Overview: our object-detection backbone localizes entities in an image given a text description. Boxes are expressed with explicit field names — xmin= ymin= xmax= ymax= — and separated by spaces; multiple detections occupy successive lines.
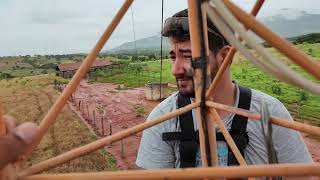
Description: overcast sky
xmin=0 ymin=0 xmax=319 ymax=56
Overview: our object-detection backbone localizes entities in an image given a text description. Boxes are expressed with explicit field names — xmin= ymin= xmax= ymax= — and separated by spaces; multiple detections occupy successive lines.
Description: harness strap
xmin=228 ymin=86 xmax=251 ymax=165
xmin=175 ymin=93 xmax=198 ymax=167
xmin=232 ymin=86 xmax=251 ymax=132
xmin=162 ymin=86 xmax=252 ymax=168
xmin=162 ymin=131 xmax=199 ymax=141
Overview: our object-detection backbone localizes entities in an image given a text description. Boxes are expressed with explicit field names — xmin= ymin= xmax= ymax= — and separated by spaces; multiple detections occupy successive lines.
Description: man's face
xmin=169 ymin=39 xmax=225 ymax=97
xmin=169 ymin=40 xmax=195 ymax=97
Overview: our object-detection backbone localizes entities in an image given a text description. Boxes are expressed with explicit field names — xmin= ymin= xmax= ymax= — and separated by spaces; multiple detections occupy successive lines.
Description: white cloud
xmin=0 ymin=0 xmax=319 ymax=56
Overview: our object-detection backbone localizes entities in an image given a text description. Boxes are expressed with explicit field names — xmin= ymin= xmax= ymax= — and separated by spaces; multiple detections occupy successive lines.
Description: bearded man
xmin=136 ymin=9 xmax=312 ymax=178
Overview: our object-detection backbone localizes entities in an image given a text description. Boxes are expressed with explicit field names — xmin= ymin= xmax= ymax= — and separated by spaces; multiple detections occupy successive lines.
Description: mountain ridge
xmin=105 ymin=9 xmax=320 ymax=54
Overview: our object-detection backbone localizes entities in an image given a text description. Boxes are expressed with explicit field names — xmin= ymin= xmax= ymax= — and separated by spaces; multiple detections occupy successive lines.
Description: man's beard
xmin=176 ymin=77 xmax=195 ymax=98
xmin=175 ymin=67 xmax=195 ymax=97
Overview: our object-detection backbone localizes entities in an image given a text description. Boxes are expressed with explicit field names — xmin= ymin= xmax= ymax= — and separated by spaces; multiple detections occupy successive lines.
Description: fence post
xmin=121 ymin=140 xmax=125 ymax=158
xmin=101 ymin=117 xmax=104 ymax=136
xmin=93 ymin=110 xmax=96 ymax=126
xmin=86 ymin=105 xmax=89 ymax=118
xmin=54 ymin=80 xmax=57 ymax=89
xmin=78 ymin=101 xmax=81 ymax=110
xmin=108 ymin=123 xmax=112 ymax=147
xmin=73 ymin=93 xmax=75 ymax=104
xmin=81 ymin=101 xmax=85 ymax=115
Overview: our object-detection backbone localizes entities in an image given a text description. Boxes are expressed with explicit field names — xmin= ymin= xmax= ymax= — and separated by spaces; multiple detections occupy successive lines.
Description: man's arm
xmin=270 ymin=100 xmax=312 ymax=164
xmin=270 ymin=99 xmax=314 ymax=180
xmin=135 ymin=108 xmax=176 ymax=169
xmin=136 ymin=125 xmax=176 ymax=169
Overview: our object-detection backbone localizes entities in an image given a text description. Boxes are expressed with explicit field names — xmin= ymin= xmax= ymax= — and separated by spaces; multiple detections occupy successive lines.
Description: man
xmin=136 ymin=9 xmax=312 ymax=172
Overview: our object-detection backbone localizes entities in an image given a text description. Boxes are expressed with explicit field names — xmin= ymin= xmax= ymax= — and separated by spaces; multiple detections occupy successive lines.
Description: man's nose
xmin=172 ymin=58 xmax=186 ymax=77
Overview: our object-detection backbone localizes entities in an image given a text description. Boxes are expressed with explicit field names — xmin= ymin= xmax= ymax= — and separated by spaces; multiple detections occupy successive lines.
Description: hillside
xmin=0 ymin=74 xmax=117 ymax=172
xmin=0 ymin=55 xmax=109 ymax=78
xmin=106 ymin=34 xmax=169 ymax=55
xmin=0 ymin=54 xmax=83 ymax=77
xmin=288 ymin=33 xmax=320 ymax=44
xmin=262 ymin=9 xmax=320 ymax=38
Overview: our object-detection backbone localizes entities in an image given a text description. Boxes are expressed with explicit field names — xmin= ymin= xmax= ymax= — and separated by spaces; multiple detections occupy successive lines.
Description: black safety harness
xmin=162 ymin=86 xmax=252 ymax=167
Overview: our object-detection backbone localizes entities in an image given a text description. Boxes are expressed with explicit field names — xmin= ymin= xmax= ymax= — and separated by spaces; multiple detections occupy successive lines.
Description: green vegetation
xmin=231 ymin=51 xmax=320 ymax=121
xmin=295 ymin=43 xmax=320 ymax=58
xmin=232 ymin=43 xmax=320 ymax=121
xmin=0 ymin=53 xmax=117 ymax=78
xmin=0 ymin=72 xmax=14 ymax=79
xmin=133 ymin=104 xmax=146 ymax=117
xmin=0 ymin=54 xmax=87 ymax=77
xmin=95 ymin=60 xmax=175 ymax=87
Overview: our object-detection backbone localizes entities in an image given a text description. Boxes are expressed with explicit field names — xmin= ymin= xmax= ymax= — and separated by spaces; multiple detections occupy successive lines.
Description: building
xmin=56 ymin=60 xmax=113 ymax=79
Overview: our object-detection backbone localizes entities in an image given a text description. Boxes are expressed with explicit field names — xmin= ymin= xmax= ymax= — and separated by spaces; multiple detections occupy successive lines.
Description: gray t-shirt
xmin=136 ymin=85 xmax=312 ymax=169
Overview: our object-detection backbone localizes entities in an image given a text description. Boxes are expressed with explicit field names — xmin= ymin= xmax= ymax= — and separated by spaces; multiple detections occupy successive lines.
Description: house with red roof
xmin=56 ymin=59 xmax=113 ymax=78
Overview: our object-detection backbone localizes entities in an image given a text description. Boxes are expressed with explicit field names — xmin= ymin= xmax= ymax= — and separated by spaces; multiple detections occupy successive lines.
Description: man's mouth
xmin=177 ymin=77 xmax=193 ymax=81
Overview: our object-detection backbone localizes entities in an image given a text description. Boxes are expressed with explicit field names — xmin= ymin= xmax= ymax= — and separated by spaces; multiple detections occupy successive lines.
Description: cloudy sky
xmin=0 ymin=0 xmax=319 ymax=56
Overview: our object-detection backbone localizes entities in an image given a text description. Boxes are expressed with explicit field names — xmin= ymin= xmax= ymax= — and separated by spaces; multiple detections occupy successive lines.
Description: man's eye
xmin=170 ymin=56 xmax=176 ymax=61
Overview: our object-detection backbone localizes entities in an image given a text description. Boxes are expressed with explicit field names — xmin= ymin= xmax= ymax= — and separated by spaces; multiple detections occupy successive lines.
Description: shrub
xmin=271 ymin=85 xmax=282 ymax=95
xmin=0 ymin=72 xmax=14 ymax=79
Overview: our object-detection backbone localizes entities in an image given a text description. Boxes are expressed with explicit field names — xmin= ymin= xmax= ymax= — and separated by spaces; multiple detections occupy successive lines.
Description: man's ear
xmin=219 ymin=45 xmax=232 ymax=61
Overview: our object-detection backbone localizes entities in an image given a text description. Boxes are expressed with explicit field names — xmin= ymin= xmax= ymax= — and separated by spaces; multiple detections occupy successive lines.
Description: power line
xmin=130 ymin=6 xmax=137 ymax=56
xmin=159 ymin=0 xmax=164 ymax=100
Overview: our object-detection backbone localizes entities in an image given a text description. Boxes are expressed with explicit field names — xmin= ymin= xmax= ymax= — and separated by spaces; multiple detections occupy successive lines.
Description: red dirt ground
xmin=69 ymin=81 xmax=320 ymax=169
xmin=70 ymin=81 xmax=158 ymax=169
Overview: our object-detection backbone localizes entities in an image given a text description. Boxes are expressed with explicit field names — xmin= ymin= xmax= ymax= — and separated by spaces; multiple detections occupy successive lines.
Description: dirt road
xmin=70 ymin=82 xmax=320 ymax=169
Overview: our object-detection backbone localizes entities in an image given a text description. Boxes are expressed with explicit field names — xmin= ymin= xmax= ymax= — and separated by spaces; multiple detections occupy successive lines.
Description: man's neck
xmin=211 ymin=79 xmax=236 ymax=119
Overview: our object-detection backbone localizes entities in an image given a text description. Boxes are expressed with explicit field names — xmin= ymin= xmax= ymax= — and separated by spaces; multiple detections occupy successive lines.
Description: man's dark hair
xmin=166 ymin=9 xmax=229 ymax=53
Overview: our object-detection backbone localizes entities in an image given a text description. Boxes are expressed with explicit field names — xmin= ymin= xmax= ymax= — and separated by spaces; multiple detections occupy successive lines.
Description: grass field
xmin=0 ymin=74 xmax=118 ymax=173
xmin=95 ymin=60 xmax=175 ymax=87
xmin=98 ymin=43 xmax=320 ymax=122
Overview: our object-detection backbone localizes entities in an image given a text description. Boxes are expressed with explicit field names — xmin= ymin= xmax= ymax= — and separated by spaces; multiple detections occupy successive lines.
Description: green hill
xmin=288 ymin=33 xmax=320 ymax=44
xmin=105 ymin=34 xmax=169 ymax=55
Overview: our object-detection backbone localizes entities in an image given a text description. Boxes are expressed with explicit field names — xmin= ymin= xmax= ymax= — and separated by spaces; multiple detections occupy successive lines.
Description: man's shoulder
xmin=250 ymin=88 xmax=283 ymax=108
xmin=247 ymin=87 xmax=292 ymax=120
xmin=244 ymin=87 xmax=291 ymax=116
xmin=147 ymin=92 xmax=178 ymax=121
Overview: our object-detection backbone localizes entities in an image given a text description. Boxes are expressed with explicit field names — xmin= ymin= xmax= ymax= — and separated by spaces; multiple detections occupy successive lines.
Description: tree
xmin=131 ymin=56 xmax=138 ymax=62
xmin=138 ymin=56 xmax=146 ymax=61
xmin=148 ymin=54 xmax=156 ymax=60
xmin=297 ymin=91 xmax=309 ymax=117
xmin=0 ymin=72 xmax=14 ymax=79
xmin=39 ymin=63 xmax=57 ymax=69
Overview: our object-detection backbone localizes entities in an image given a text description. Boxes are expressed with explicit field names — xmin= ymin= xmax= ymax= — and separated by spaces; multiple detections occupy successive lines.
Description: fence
xmin=53 ymin=83 xmax=114 ymax=140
